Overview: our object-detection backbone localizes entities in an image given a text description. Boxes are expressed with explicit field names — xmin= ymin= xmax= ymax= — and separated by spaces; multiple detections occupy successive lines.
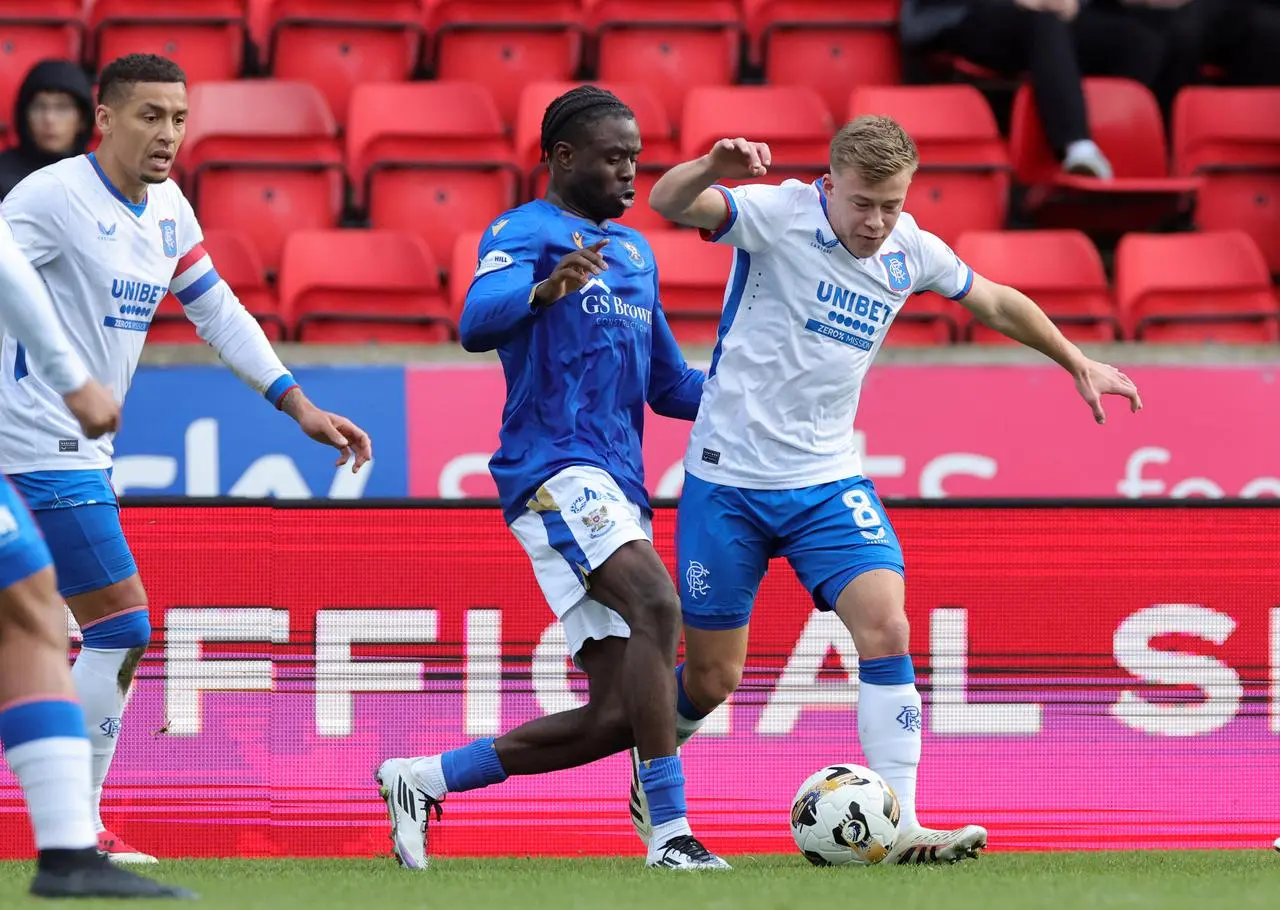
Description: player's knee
xmin=625 ymin=587 xmax=681 ymax=653
xmin=686 ymin=657 xmax=743 ymax=708
xmin=854 ymin=613 xmax=910 ymax=660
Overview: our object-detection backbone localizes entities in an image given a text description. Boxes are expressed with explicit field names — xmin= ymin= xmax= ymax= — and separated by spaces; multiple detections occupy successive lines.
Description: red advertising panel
xmin=406 ymin=365 xmax=1280 ymax=500
xmin=0 ymin=506 xmax=1276 ymax=858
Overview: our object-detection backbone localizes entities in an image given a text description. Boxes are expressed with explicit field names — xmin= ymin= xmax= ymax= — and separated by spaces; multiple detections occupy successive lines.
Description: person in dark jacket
xmin=0 ymin=60 xmax=94 ymax=200
xmin=901 ymin=0 xmax=1168 ymax=179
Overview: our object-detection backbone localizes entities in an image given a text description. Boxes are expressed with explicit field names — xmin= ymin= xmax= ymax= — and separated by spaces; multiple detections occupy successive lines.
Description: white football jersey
xmin=0 ymin=155 xmax=203 ymax=472
xmin=684 ymin=179 xmax=974 ymax=490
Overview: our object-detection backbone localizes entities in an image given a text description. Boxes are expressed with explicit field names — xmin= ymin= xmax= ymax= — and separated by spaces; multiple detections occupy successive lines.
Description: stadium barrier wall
xmin=1 ymin=502 xmax=1276 ymax=858
xmin=115 ymin=364 xmax=1280 ymax=500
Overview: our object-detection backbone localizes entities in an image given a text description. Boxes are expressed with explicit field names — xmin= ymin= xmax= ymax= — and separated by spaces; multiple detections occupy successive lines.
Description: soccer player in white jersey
xmin=0 ymin=222 xmax=194 ymax=898
xmin=0 ymin=53 xmax=372 ymax=864
xmin=631 ymin=116 xmax=1143 ymax=864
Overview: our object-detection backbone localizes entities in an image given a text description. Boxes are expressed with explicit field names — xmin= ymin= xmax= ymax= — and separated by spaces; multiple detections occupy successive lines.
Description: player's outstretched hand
xmin=708 ymin=138 xmax=772 ymax=180
xmin=1073 ymin=360 xmax=1142 ymax=424
xmin=534 ymin=239 xmax=609 ymax=307
xmin=62 ymin=379 xmax=121 ymax=439
xmin=283 ymin=390 xmax=373 ymax=473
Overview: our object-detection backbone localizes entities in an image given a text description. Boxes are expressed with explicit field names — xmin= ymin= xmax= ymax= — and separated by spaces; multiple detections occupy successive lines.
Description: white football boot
xmin=375 ymin=758 xmax=442 ymax=870
xmin=887 ymin=825 xmax=987 ymax=864
xmin=646 ymin=834 xmax=732 ymax=870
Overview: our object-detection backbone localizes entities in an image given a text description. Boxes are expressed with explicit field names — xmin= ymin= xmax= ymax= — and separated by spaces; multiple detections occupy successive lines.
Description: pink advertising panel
xmin=1 ymin=506 xmax=1274 ymax=858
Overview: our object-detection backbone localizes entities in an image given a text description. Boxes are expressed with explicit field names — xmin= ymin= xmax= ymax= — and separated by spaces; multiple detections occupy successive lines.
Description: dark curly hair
xmin=98 ymin=54 xmax=186 ymax=106
xmin=540 ymin=85 xmax=634 ymax=163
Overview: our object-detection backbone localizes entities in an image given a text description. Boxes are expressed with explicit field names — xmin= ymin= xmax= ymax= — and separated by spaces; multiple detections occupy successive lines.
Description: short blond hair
xmin=830 ymin=115 xmax=918 ymax=183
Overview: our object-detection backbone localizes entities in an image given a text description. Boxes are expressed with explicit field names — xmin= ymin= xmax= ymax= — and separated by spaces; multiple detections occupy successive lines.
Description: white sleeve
xmin=699 ymin=182 xmax=799 ymax=254
xmin=168 ymin=195 xmax=296 ymax=408
xmin=0 ymin=170 xmax=70 ymax=268
xmin=0 ymin=221 xmax=89 ymax=394
xmin=915 ymin=229 xmax=974 ymax=301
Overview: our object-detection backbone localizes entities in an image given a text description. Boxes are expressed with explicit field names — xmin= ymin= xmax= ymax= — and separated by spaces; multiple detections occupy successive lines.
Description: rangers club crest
xmin=621 ymin=240 xmax=644 ymax=267
xmin=159 ymin=219 xmax=178 ymax=258
xmin=879 ymin=251 xmax=911 ymax=292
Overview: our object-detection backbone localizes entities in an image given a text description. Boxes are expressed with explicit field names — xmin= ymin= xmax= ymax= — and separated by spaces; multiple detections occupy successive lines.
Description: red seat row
xmin=155 ymin=227 xmax=1278 ymax=346
xmin=134 ymin=79 xmax=1278 ymax=277
xmin=0 ymin=1 xmax=898 ymax=128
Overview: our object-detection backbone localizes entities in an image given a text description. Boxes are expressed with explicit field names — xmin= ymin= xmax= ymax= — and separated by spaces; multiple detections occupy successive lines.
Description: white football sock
xmin=858 ymin=680 xmax=922 ymax=829
xmin=649 ymin=816 xmax=692 ymax=850
xmin=6 ymin=737 xmax=97 ymax=850
xmin=72 ymin=647 xmax=132 ymax=832
xmin=675 ymin=712 xmax=704 ymax=747
xmin=410 ymin=755 xmax=448 ymax=799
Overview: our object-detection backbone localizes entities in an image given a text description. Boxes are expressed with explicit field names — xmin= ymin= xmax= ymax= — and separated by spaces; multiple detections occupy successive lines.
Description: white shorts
xmin=509 ymin=465 xmax=652 ymax=662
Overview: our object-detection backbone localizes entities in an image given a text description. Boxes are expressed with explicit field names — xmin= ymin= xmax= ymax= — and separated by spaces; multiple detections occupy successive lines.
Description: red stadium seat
xmin=644 ymin=230 xmax=734 ymax=345
xmin=427 ymin=1 xmax=582 ymax=126
xmin=1009 ymin=78 xmax=1200 ymax=236
xmin=586 ymin=0 xmax=742 ymax=126
xmin=261 ymin=0 xmax=424 ymax=127
xmin=280 ymin=230 xmax=454 ymax=343
xmin=681 ymin=86 xmax=832 ymax=181
xmin=448 ymin=230 xmax=483 ymax=320
xmin=183 ymin=81 xmax=343 ymax=276
xmin=1115 ymin=230 xmax=1279 ymax=343
xmin=347 ymin=82 xmax=517 ymax=269
xmin=1172 ymin=87 xmax=1280 ymax=274
xmin=953 ymin=230 xmax=1119 ymax=344
xmin=90 ymin=0 xmax=246 ymax=83
xmin=850 ymin=85 xmax=1008 ymax=246
xmin=881 ymin=292 xmax=957 ymax=346
xmin=149 ymin=230 xmax=284 ymax=343
xmin=0 ymin=2 xmax=83 ymax=138
xmin=746 ymin=0 xmax=901 ymax=119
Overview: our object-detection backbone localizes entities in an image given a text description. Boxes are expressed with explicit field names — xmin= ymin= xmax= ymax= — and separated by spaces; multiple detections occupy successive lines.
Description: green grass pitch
xmin=1 ymin=853 xmax=1276 ymax=909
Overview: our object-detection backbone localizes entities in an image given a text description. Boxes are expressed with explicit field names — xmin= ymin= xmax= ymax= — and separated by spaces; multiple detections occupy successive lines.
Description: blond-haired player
xmin=627 ymin=116 xmax=1142 ymax=863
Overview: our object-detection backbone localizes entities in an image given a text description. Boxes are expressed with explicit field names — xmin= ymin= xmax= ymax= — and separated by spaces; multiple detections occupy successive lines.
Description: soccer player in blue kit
xmin=0 ymin=223 xmax=193 ymax=898
xmin=376 ymin=86 xmax=729 ymax=871
xmin=630 ymin=115 xmax=1143 ymax=863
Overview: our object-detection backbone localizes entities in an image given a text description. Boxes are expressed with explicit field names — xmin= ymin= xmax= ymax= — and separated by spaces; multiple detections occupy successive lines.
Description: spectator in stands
xmin=900 ymin=0 xmax=1168 ymax=179
xmin=0 ymin=60 xmax=94 ymax=200
xmin=1104 ymin=0 xmax=1280 ymax=110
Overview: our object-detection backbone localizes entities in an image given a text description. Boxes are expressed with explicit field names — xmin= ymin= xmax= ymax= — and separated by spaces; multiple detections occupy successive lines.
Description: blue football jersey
xmin=460 ymin=200 xmax=704 ymax=523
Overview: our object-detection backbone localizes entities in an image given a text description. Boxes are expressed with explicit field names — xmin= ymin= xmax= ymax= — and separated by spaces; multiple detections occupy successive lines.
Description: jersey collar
xmin=813 ymin=179 xmax=864 ymax=260
xmin=88 ymin=153 xmax=147 ymax=218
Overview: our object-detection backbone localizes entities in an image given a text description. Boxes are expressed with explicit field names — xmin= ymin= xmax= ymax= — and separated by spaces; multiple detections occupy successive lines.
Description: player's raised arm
xmin=0 ymin=222 xmax=119 ymax=437
xmin=647 ymin=290 xmax=704 ymax=421
xmin=459 ymin=218 xmax=608 ymax=352
xmin=169 ymin=213 xmax=371 ymax=472
xmin=649 ymin=139 xmax=771 ymax=231
xmin=920 ymin=232 xmax=1143 ymax=424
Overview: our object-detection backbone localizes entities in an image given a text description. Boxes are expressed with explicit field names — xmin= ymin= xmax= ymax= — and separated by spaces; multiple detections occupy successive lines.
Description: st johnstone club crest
xmin=621 ymin=240 xmax=644 ymax=267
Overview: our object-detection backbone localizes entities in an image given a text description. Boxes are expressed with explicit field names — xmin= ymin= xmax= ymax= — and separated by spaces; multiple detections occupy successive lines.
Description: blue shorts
xmin=7 ymin=470 xmax=137 ymax=598
xmin=677 ymin=474 xmax=905 ymax=631
xmin=0 ymin=479 xmax=54 ymax=589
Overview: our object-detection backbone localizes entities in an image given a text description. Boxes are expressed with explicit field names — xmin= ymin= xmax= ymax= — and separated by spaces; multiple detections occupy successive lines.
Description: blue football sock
xmin=638 ymin=754 xmax=687 ymax=826
xmin=439 ymin=738 xmax=508 ymax=794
